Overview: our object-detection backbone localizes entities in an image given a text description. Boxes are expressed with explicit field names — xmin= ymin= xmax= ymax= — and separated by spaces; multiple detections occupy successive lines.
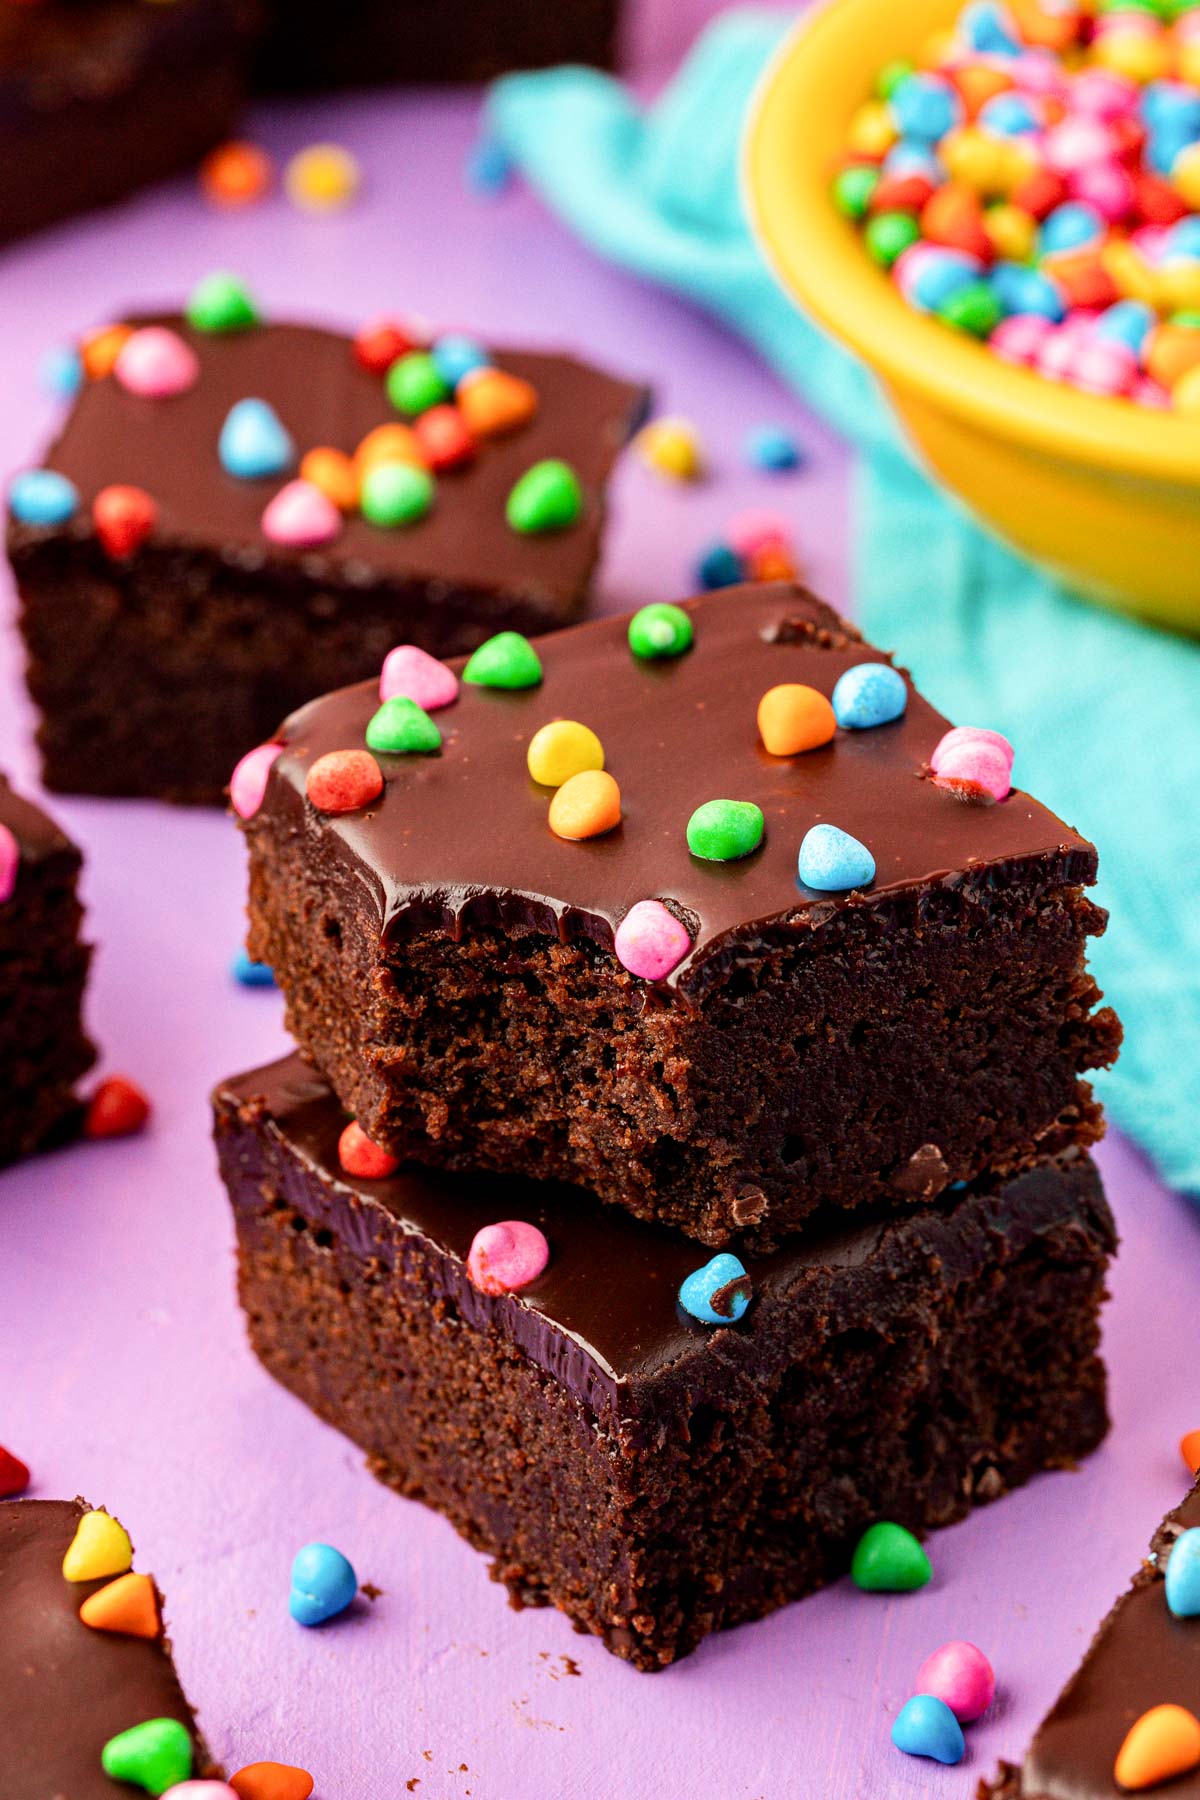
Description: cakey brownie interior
xmin=0 ymin=0 xmax=261 ymax=247
xmin=982 ymin=1479 xmax=1200 ymax=1799
xmin=0 ymin=1498 xmax=214 ymax=1798
xmin=0 ymin=772 xmax=94 ymax=1165
xmin=215 ymin=1053 xmax=1116 ymax=1672
xmin=9 ymin=313 xmax=645 ymax=803
xmin=243 ymin=581 xmax=1120 ymax=1248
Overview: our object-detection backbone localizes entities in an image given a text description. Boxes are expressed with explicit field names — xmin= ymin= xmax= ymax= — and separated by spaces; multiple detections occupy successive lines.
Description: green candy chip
xmin=100 ymin=1718 xmax=193 ymax=1796
xmin=385 ymin=351 xmax=450 ymax=417
xmin=938 ymin=280 xmax=1003 ymax=339
xmin=184 ymin=271 xmax=260 ymax=334
xmin=686 ymin=799 xmax=764 ymax=863
xmin=628 ymin=602 xmax=694 ymax=661
xmin=505 ymin=459 xmax=583 ymax=535
xmin=462 ymin=630 xmax=543 ymax=690
xmin=832 ymin=165 xmax=879 ymax=222
xmin=365 ymin=696 xmax=442 ymax=754
xmin=850 ymin=1521 xmax=932 ymax=1593
xmin=863 ymin=211 xmax=920 ymax=270
xmin=360 ymin=461 xmax=434 ymax=528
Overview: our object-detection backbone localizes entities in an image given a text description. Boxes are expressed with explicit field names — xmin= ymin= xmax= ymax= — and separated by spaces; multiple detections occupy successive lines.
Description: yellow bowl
xmin=744 ymin=0 xmax=1200 ymax=635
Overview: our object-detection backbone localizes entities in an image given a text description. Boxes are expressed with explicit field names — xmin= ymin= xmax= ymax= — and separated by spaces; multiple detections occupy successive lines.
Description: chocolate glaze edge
xmin=256 ymin=582 xmax=1101 ymax=997
xmin=215 ymin=1052 xmax=1115 ymax=1416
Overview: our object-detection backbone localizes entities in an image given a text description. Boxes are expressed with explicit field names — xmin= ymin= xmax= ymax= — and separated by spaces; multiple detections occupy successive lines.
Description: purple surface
xmin=1 ymin=35 xmax=1197 ymax=1800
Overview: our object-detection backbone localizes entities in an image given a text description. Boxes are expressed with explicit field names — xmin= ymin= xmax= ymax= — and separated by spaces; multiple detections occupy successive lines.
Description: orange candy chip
xmin=81 ymin=324 xmax=133 ymax=381
xmin=757 ymin=685 xmax=837 ymax=757
xmin=458 ymin=367 xmax=539 ymax=438
xmin=200 ymin=140 xmax=274 ymax=208
xmin=300 ymin=447 xmax=359 ymax=513
xmin=353 ymin=424 xmax=426 ymax=480
xmin=1182 ymin=1429 xmax=1200 ymax=1476
xmin=338 ymin=1120 xmax=400 ymax=1180
xmin=230 ymin=1765 xmax=315 ymax=1800
xmin=79 ymin=1571 xmax=160 ymax=1640
xmin=1114 ymin=1705 xmax=1200 ymax=1792
xmin=548 ymin=770 xmax=621 ymax=841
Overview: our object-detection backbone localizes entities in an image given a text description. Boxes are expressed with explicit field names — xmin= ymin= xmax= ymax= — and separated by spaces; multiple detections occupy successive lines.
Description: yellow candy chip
xmin=62 ymin=1509 xmax=133 ymax=1583
xmin=1160 ymin=261 xmax=1200 ymax=313
xmin=985 ymin=203 xmax=1036 ymax=264
xmin=1171 ymin=143 xmax=1200 ymax=213
xmin=527 ymin=720 xmax=605 ymax=788
xmin=845 ymin=102 xmax=896 ymax=159
xmin=1173 ymin=365 xmax=1200 ymax=417
xmin=1101 ymin=238 xmax=1160 ymax=306
xmin=636 ymin=418 xmax=703 ymax=482
xmin=1093 ymin=29 xmax=1171 ymax=82
xmin=284 ymin=144 xmax=361 ymax=214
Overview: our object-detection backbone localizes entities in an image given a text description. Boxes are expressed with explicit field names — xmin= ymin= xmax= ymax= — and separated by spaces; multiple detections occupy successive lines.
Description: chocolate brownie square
xmin=0 ymin=0 xmax=261 ymax=247
xmin=241 ymin=581 xmax=1120 ymax=1248
xmin=9 ymin=310 xmax=645 ymax=804
xmin=215 ymin=1054 xmax=1115 ymax=1672
xmin=982 ymin=1479 xmax=1200 ymax=1799
xmin=0 ymin=773 xmax=94 ymax=1164
xmin=0 ymin=1498 xmax=216 ymax=1795
xmin=256 ymin=0 xmax=620 ymax=89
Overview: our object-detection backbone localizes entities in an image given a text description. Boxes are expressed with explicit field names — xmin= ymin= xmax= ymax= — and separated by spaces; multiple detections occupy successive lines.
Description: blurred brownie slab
xmin=256 ymin=0 xmax=619 ymax=89
xmin=8 ymin=312 xmax=644 ymax=803
xmin=243 ymin=582 xmax=1120 ymax=1247
xmin=214 ymin=1053 xmax=1115 ymax=1672
xmin=0 ymin=773 xmax=93 ymax=1164
xmin=982 ymin=1480 xmax=1200 ymax=1799
xmin=0 ymin=0 xmax=260 ymax=247
xmin=0 ymin=1498 xmax=214 ymax=1796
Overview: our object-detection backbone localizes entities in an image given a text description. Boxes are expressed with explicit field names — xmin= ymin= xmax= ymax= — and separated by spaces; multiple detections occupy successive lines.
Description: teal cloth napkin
xmin=489 ymin=9 xmax=1200 ymax=1198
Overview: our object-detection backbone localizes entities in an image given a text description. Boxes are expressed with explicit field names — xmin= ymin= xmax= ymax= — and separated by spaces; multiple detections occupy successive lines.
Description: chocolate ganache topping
xmin=259 ymin=583 xmax=1097 ymax=994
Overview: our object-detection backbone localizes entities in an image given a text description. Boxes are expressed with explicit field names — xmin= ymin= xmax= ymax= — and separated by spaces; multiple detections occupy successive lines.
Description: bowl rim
xmin=743 ymin=0 xmax=1200 ymax=485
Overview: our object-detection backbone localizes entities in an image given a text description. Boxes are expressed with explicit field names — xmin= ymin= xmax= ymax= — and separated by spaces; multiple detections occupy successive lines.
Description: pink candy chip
xmin=114 ymin=327 xmax=200 ymax=398
xmin=0 ymin=822 xmax=19 ymax=904
xmin=931 ymin=726 xmax=1014 ymax=801
xmin=915 ymin=1641 xmax=996 ymax=1723
xmin=230 ymin=742 xmax=282 ymax=820
xmin=261 ymin=479 xmax=342 ymax=548
xmin=990 ymin=314 xmax=1055 ymax=367
xmin=467 ymin=1220 xmax=550 ymax=1295
xmin=614 ymin=900 xmax=692 ymax=982
xmin=727 ymin=509 xmax=791 ymax=558
xmin=380 ymin=643 xmax=458 ymax=711
xmin=161 ymin=1786 xmax=239 ymax=1799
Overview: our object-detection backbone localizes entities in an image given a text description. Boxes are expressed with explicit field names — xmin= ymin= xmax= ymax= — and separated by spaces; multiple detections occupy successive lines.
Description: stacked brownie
xmin=216 ymin=579 xmax=1122 ymax=1667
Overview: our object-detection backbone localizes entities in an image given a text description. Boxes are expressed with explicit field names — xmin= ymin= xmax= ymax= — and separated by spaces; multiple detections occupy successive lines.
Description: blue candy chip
xmin=978 ymin=92 xmax=1038 ymax=137
xmin=1093 ymin=299 xmax=1156 ymax=355
xmin=832 ymin=662 xmax=908 ymax=730
xmin=890 ymin=73 xmax=961 ymax=146
xmin=431 ymin=333 xmax=491 ymax=389
xmin=1040 ymin=202 xmax=1105 ymax=256
xmin=219 ymin=398 xmax=295 ymax=481
xmin=892 ymin=1695 xmax=965 ymax=1765
xmin=289 ymin=1542 xmax=358 ymax=1626
xmin=991 ymin=263 xmax=1066 ymax=322
xmin=678 ymin=1253 xmax=752 ymax=1326
xmin=961 ymin=0 xmax=1021 ymax=55
xmin=1166 ymin=1526 xmax=1200 ymax=1619
xmin=696 ymin=543 xmax=745 ymax=590
xmin=466 ymin=134 xmax=514 ymax=197
xmin=907 ymin=249 xmax=981 ymax=313
xmin=231 ymin=949 xmax=276 ymax=987
xmin=798 ymin=824 xmax=876 ymax=893
xmin=39 ymin=345 xmax=83 ymax=401
xmin=745 ymin=425 xmax=804 ymax=473
xmin=9 ymin=468 xmax=80 ymax=526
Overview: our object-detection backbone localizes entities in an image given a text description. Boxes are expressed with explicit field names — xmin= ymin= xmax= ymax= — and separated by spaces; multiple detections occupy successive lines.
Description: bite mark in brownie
xmin=243 ymin=582 xmax=1120 ymax=1247
xmin=214 ymin=1053 xmax=1116 ymax=1672
xmin=0 ymin=1498 xmax=215 ymax=1797
xmin=9 ymin=316 xmax=646 ymax=803
xmin=0 ymin=0 xmax=261 ymax=247
xmin=0 ymin=773 xmax=94 ymax=1164
xmin=981 ymin=1480 xmax=1200 ymax=1799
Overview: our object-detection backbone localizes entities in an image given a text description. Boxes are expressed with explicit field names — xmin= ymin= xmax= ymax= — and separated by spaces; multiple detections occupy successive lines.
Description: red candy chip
xmin=84 ymin=1076 xmax=151 ymax=1140
xmin=305 ymin=749 xmax=384 ymax=814
xmin=414 ymin=404 xmax=476 ymax=472
xmin=338 ymin=1120 xmax=400 ymax=1179
xmin=0 ymin=1446 xmax=30 ymax=1498
xmin=1012 ymin=166 xmax=1069 ymax=221
xmin=93 ymin=485 xmax=157 ymax=559
xmin=354 ymin=317 xmax=416 ymax=376
xmin=1136 ymin=172 xmax=1189 ymax=228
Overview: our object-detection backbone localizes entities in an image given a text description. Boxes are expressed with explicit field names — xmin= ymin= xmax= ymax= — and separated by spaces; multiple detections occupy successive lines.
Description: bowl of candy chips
xmin=745 ymin=0 xmax=1200 ymax=633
